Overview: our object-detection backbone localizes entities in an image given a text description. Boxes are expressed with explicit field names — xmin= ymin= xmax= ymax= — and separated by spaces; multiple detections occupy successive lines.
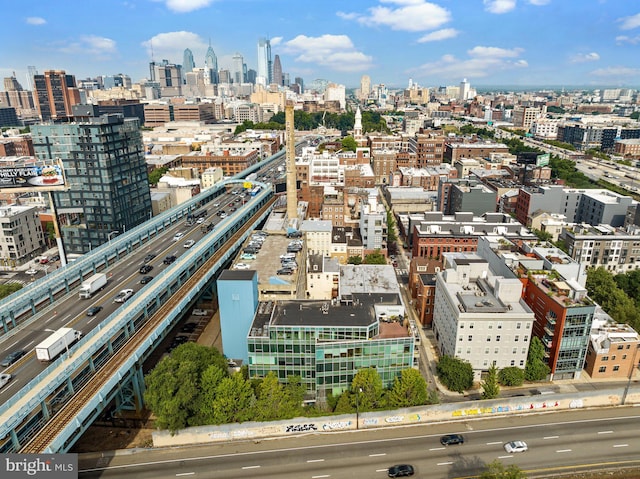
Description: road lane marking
xmin=544 ymin=436 xmax=559 ymax=439
xmin=376 ymin=469 xmax=388 ymax=472
xmin=242 ymin=465 xmax=260 ymax=469
xmin=369 ymin=453 xmax=386 ymax=457
xmin=175 ymin=473 xmax=195 ymax=477
xmin=312 ymin=476 xmax=330 ymax=478
xmin=429 ymin=447 xmax=445 ymax=451
xmin=24 ymin=341 xmax=34 ymax=348
xmin=598 ymin=430 xmax=614 ymax=434
xmin=437 ymin=462 xmax=453 ymax=466
xmin=307 ymin=459 xmax=325 ymax=462
xmin=613 ymin=444 xmax=629 ymax=448
xmin=498 ymin=455 xmax=512 ymax=459
xmin=486 ymin=441 xmax=503 ymax=445
xmin=556 ymin=449 xmax=572 ymax=453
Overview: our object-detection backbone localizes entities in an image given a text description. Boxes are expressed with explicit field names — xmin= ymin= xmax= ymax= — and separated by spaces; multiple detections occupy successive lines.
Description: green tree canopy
xmin=387 ymin=368 xmax=429 ymax=408
xmin=253 ymin=372 xmax=304 ymax=421
xmin=525 ymin=337 xmax=550 ymax=382
xmin=351 ymin=368 xmax=385 ymax=411
xmin=210 ymin=373 xmax=256 ymax=424
xmin=0 ymin=283 xmax=23 ymax=300
xmin=148 ymin=167 xmax=168 ymax=186
xmin=341 ymin=136 xmax=358 ymax=152
xmin=587 ymin=267 xmax=640 ymax=330
xmin=480 ymin=460 xmax=527 ymax=479
xmin=436 ymin=355 xmax=474 ymax=393
xmin=364 ymin=250 xmax=387 ymax=265
xmin=347 ymin=255 xmax=363 ymax=265
xmin=498 ymin=367 xmax=525 ymax=387
xmin=481 ymin=363 xmax=501 ymax=399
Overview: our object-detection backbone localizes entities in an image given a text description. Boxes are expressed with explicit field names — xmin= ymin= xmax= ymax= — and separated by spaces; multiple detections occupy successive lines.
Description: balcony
xmin=544 ymin=324 xmax=555 ymax=336
xmin=541 ymin=335 xmax=553 ymax=348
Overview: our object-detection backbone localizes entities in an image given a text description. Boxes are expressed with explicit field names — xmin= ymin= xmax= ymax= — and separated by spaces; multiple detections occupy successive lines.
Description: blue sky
xmin=1 ymin=0 xmax=639 ymax=90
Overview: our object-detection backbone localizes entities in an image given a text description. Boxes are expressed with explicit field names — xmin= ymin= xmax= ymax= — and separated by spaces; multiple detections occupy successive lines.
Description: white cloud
xmin=161 ymin=0 xmax=215 ymax=13
xmin=618 ymin=12 xmax=640 ymax=30
xmin=339 ymin=0 xmax=451 ymax=32
xmin=616 ymin=34 xmax=640 ymax=45
xmin=409 ymin=44 xmax=527 ymax=80
xmin=590 ymin=66 xmax=640 ymax=78
xmin=417 ymin=28 xmax=459 ymax=42
xmin=26 ymin=17 xmax=46 ymax=25
xmin=527 ymin=0 xmax=551 ymax=5
xmin=483 ymin=0 xmax=516 ymax=14
xmin=58 ymin=35 xmax=117 ymax=56
xmin=142 ymin=31 xmax=207 ymax=63
xmin=282 ymin=34 xmax=373 ymax=72
xmin=270 ymin=37 xmax=283 ymax=47
xmin=467 ymin=46 xmax=523 ymax=58
xmin=570 ymin=52 xmax=600 ymax=63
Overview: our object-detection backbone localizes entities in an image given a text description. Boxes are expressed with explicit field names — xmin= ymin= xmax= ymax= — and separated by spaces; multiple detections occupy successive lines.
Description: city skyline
xmin=0 ymin=0 xmax=639 ymax=90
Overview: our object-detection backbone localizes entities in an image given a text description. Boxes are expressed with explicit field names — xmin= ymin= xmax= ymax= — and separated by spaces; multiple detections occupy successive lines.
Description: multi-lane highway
xmin=77 ymin=408 xmax=640 ymax=479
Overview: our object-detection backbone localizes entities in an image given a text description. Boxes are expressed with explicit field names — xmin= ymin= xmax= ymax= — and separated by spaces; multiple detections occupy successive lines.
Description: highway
xmin=78 ymin=408 xmax=640 ymax=479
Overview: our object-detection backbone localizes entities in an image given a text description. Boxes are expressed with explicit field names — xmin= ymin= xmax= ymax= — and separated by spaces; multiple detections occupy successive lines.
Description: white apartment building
xmin=300 ymin=219 xmax=333 ymax=256
xmin=201 ymin=167 xmax=224 ymax=189
xmin=530 ymin=118 xmax=561 ymax=140
xmin=306 ymin=254 xmax=340 ymax=300
xmin=324 ymin=83 xmax=346 ymax=110
xmin=432 ymin=253 xmax=534 ymax=379
xmin=359 ymin=191 xmax=387 ymax=252
xmin=0 ymin=205 xmax=45 ymax=267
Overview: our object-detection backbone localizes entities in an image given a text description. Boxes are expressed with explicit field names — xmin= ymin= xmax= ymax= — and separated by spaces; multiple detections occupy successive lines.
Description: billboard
xmin=0 ymin=164 xmax=65 ymax=191
xmin=536 ymin=153 xmax=550 ymax=167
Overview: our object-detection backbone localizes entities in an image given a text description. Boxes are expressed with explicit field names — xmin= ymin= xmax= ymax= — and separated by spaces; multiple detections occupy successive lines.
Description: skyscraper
xmin=360 ymin=75 xmax=371 ymax=100
xmin=272 ymin=54 xmax=283 ymax=86
xmin=33 ymin=70 xmax=81 ymax=121
xmin=205 ymin=42 xmax=218 ymax=84
xmin=183 ymin=48 xmax=195 ymax=77
xmin=256 ymin=37 xmax=272 ymax=86
xmin=232 ymin=53 xmax=244 ymax=84
xmin=294 ymin=77 xmax=304 ymax=93
xmin=31 ymin=114 xmax=152 ymax=254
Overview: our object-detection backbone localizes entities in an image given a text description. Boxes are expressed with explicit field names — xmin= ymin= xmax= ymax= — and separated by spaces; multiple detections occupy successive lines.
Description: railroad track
xmin=21 ymin=198 xmax=274 ymax=453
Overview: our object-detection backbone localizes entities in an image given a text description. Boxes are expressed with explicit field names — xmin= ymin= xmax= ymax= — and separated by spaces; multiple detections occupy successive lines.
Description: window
xmin=516 ymin=322 xmax=522 ymax=329
xmin=510 ymin=360 xmax=515 ymax=366
xmin=602 ymin=356 xmax=609 ymax=361
xmin=623 ymin=355 xmax=627 ymax=360
xmin=515 ymin=335 xmax=519 ymax=342
xmin=486 ymin=336 xmax=491 ymax=342
xmin=497 ymin=322 xmax=503 ymax=329
xmin=520 ymin=360 xmax=525 ymax=366
xmin=496 ymin=335 xmax=501 ymax=342
xmin=468 ymin=335 xmax=473 ymax=341
xmin=599 ymin=366 xmax=606 ymax=373
xmin=617 ymin=345 xmax=624 ymax=350
xmin=613 ymin=365 xmax=620 ymax=372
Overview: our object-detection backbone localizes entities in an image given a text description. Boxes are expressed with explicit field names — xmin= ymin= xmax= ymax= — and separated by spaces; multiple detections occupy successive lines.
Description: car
xmin=220 ymin=213 xmax=227 ymax=219
xmin=230 ymin=207 xmax=236 ymax=212
xmin=183 ymin=240 xmax=196 ymax=248
xmin=192 ymin=309 xmax=208 ymax=316
xmin=282 ymin=263 xmax=297 ymax=270
xmin=277 ymin=268 xmax=294 ymax=275
xmin=163 ymin=255 xmax=177 ymax=265
xmin=0 ymin=373 xmax=12 ymax=390
xmin=504 ymin=441 xmax=528 ymax=453
xmin=1 ymin=350 xmax=26 ymax=367
xmin=181 ymin=322 xmax=197 ymax=333
xmin=234 ymin=263 xmax=250 ymax=270
xmin=212 ymin=202 xmax=220 ymax=207
xmin=173 ymin=232 xmax=185 ymax=241
xmin=244 ymin=248 xmax=259 ymax=255
xmin=139 ymin=264 xmax=153 ymax=274
xmin=196 ymin=217 xmax=205 ymax=224
xmin=143 ymin=253 xmax=156 ymax=264
xmin=25 ymin=268 xmax=38 ymax=275
xmin=140 ymin=275 xmax=153 ymax=284
xmin=86 ymin=306 xmax=103 ymax=317
xmin=240 ymin=253 xmax=257 ymax=260
xmin=50 ymin=254 xmax=60 ymax=262
xmin=113 ymin=288 xmax=134 ymax=303
xmin=39 ymin=257 xmax=49 ymax=264
xmin=440 ymin=434 xmax=464 ymax=445
xmin=388 ymin=464 xmax=414 ymax=477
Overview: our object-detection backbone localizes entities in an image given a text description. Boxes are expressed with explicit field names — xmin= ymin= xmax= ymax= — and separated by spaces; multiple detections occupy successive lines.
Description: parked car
xmin=140 ymin=275 xmax=153 ymax=284
xmin=50 ymin=254 xmax=60 ymax=262
xmin=440 ymin=434 xmax=464 ymax=445
xmin=240 ymin=253 xmax=257 ymax=260
xmin=0 ymin=373 xmax=12 ymax=390
xmin=183 ymin=240 xmax=196 ymax=248
xmin=180 ymin=322 xmax=197 ymax=333
xmin=163 ymin=255 xmax=177 ymax=265
xmin=388 ymin=464 xmax=414 ymax=477
xmin=277 ymin=268 xmax=294 ymax=275
xmin=504 ymin=441 xmax=528 ymax=453
xmin=1 ymin=350 xmax=26 ymax=367
xmin=143 ymin=253 xmax=156 ymax=264
xmin=139 ymin=264 xmax=153 ymax=274
xmin=244 ymin=248 xmax=260 ymax=255
xmin=86 ymin=306 xmax=103 ymax=317
xmin=173 ymin=232 xmax=185 ymax=241
xmin=113 ymin=289 xmax=134 ymax=303
xmin=234 ymin=263 xmax=250 ymax=270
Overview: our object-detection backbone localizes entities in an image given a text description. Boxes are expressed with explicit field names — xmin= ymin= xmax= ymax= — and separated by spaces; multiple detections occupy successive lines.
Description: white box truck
xmin=35 ymin=328 xmax=83 ymax=362
xmin=79 ymin=273 xmax=107 ymax=299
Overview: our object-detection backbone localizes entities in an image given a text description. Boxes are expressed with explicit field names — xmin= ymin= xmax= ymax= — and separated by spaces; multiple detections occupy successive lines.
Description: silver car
xmin=504 ymin=441 xmax=528 ymax=453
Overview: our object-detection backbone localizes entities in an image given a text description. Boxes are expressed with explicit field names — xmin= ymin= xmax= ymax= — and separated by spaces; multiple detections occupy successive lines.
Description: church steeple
xmin=354 ymin=106 xmax=362 ymax=138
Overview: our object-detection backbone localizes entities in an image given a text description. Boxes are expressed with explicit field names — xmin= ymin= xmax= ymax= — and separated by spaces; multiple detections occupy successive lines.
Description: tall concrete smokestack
xmin=285 ymin=103 xmax=297 ymax=227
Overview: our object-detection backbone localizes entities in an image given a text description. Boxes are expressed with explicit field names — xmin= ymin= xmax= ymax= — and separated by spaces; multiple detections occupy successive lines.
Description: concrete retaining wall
xmin=152 ymin=386 xmax=639 ymax=448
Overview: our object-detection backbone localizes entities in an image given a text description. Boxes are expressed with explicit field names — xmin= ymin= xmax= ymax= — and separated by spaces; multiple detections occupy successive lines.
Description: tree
xmin=347 ymin=255 xmax=362 ymax=265
xmin=436 ymin=355 xmax=474 ymax=393
xmin=195 ymin=364 xmax=228 ymax=425
xmin=531 ymin=228 xmax=552 ymax=243
xmin=525 ymin=337 xmax=550 ymax=382
xmin=0 ymin=282 xmax=22 ymax=300
xmin=386 ymin=210 xmax=398 ymax=245
xmin=210 ymin=373 xmax=256 ymax=424
xmin=388 ymin=368 xmax=429 ymax=408
xmin=481 ymin=363 xmax=500 ymax=399
xmin=479 ymin=460 xmax=527 ymax=479
xmin=498 ymin=367 xmax=525 ymax=387
xmin=364 ymin=250 xmax=387 ymax=265
xmin=587 ymin=267 xmax=640 ymax=330
xmin=148 ymin=167 xmax=168 ymax=186
xmin=351 ymin=368 xmax=385 ymax=411
xmin=253 ymin=372 xmax=303 ymax=421
xmin=341 ymin=136 xmax=357 ymax=152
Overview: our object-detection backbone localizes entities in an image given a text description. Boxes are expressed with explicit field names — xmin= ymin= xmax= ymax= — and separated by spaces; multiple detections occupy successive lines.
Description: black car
xmin=50 ymin=254 xmax=60 ymax=261
xmin=143 ymin=253 xmax=156 ymax=264
xmin=440 ymin=434 xmax=464 ymax=445
xmin=86 ymin=305 xmax=103 ymax=317
xmin=140 ymin=275 xmax=153 ymax=284
xmin=163 ymin=255 xmax=177 ymax=265
xmin=388 ymin=464 xmax=414 ymax=478
xmin=139 ymin=264 xmax=153 ymax=274
xmin=1 ymin=350 xmax=26 ymax=367
xmin=180 ymin=322 xmax=197 ymax=333
xmin=277 ymin=268 xmax=294 ymax=275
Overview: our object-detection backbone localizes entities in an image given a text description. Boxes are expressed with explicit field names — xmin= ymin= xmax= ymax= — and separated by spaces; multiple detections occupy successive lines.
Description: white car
xmin=220 ymin=213 xmax=227 ymax=219
xmin=504 ymin=441 xmax=528 ymax=453
xmin=234 ymin=263 xmax=250 ymax=270
xmin=25 ymin=268 xmax=38 ymax=275
xmin=183 ymin=240 xmax=195 ymax=248
xmin=173 ymin=232 xmax=185 ymax=241
xmin=196 ymin=217 xmax=205 ymax=224
xmin=113 ymin=288 xmax=134 ymax=303
xmin=0 ymin=373 xmax=12 ymax=390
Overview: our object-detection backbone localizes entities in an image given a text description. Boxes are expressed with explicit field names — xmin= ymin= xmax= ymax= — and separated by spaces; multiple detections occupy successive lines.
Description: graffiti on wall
xmin=285 ymin=423 xmax=318 ymax=433
xmin=452 ymin=400 xmax=562 ymax=418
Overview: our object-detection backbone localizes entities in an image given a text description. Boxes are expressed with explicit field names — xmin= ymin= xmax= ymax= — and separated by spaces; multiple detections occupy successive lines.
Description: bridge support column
xmin=66 ymin=376 xmax=75 ymax=395
xmin=9 ymin=429 xmax=20 ymax=452
xmin=88 ymin=356 xmax=96 ymax=373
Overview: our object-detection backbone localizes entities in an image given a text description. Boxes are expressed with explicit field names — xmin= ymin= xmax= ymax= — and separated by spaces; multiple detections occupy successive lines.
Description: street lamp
xmin=107 ymin=230 xmax=119 ymax=245
xmin=44 ymin=328 xmax=70 ymax=360
xmin=355 ymin=387 xmax=363 ymax=430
